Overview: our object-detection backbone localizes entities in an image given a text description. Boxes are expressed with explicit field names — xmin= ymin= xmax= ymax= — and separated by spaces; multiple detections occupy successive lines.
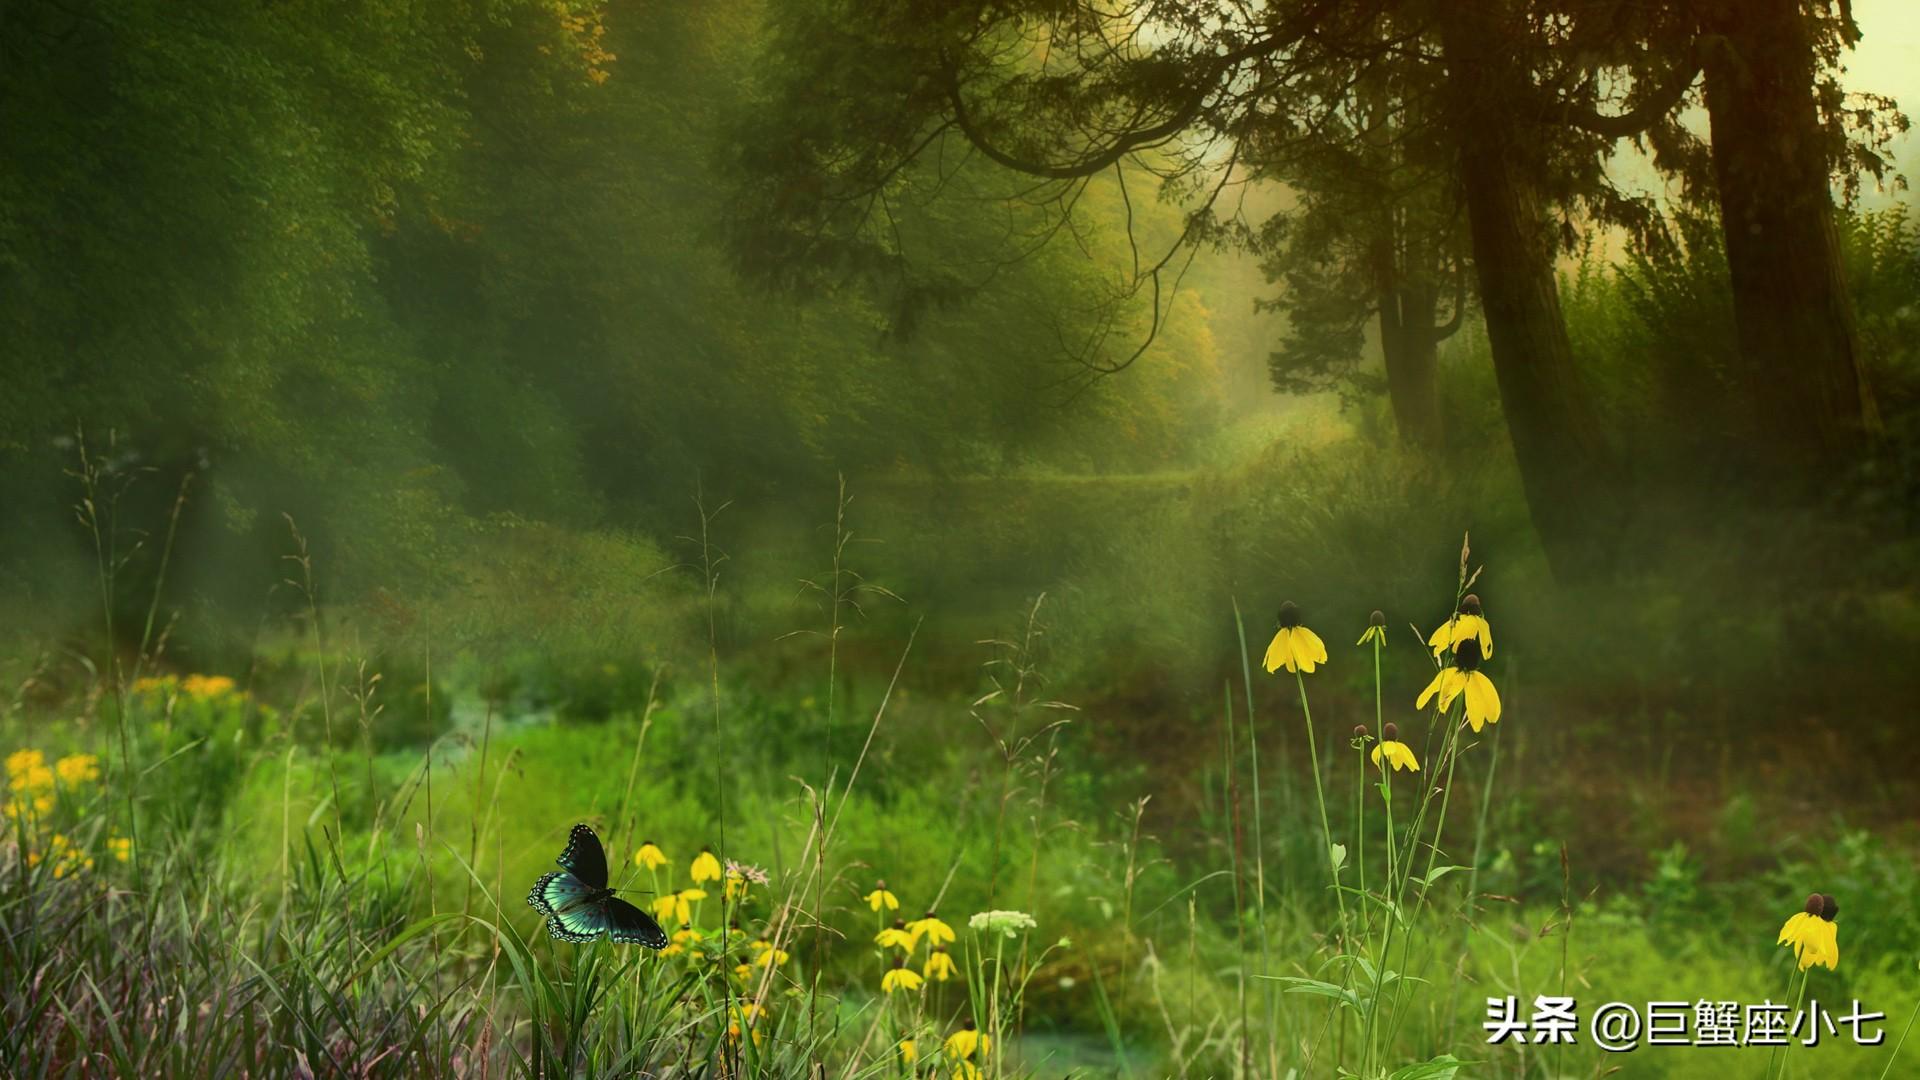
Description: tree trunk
xmin=1378 ymin=279 xmax=1443 ymax=451
xmin=1701 ymin=0 xmax=1877 ymax=465
xmin=1438 ymin=3 xmax=1617 ymax=579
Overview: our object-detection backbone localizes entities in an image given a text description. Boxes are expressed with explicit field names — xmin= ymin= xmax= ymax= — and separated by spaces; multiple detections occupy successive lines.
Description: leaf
xmin=1388 ymin=1053 xmax=1466 ymax=1080
xmin=1422 ymin=864 xmax=1468 ymax=887
xmin=1263 ymin=977 xmax=1362 ymax=1010
xmin=1329 ymin=843 xmax=1347 ymax=875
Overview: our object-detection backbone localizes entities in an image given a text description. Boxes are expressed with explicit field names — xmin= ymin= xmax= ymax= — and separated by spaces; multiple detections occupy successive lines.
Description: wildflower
xmin=1262 ymin=602 xmax=1328 ymax=675
xmin=754 ymin=942 xmax=789 ymax=968
xmin=733 ymin=959 xmax=753 ymax=980
xmin=654 ymin=887 xmax=706 ymax=926
xmin=1357 ymin=609 xmax=1388 ymax=647
xmin=634 ymin=840 xmax=667 ymax=870
xmin=881 ymin=955 xmax=924 ymax=994
xmin=690 ymin=847 xmax=722 ymax=884
xmin=1371 ymin=722 xmax=1420 ymax=772
xmin=924 ymin=946 xmax=958 ymax=982
xmin=724 ymin=869 xmax=746 ymax=900
xmin=1352 ymin=723 xmax=1369 ymax=748
xmin=181 ymin=673 xmax=237 ymax=699
xmin=727 ymin=859 xmax=769 ymax=886
xmin=55 ymin=753 xmax=100 ymax=786
xmin=968 ymin=909 xmax=1037 ymax=939
xmin=945 ymin=1019 xmax=989 ymax=1060
xmin=865 ymin=879 xmax=900 ymax=912
xmin=130 ymin=676 xmax=172 ymax=695
xmin=908 ymin=910 xmax=956 ymax=947
xmin=1415 ymin=639 xmax=1501 ymax=731
xmin=728 ymin=1003 xmax=765 ymax=1046
xmin=108 ymin=836 xmax=132 ymax=863
xmin=6 ymin=749 xmax=53 ymax=792
xmin=876 ymin=918 xmax=915 ymax=949
xmin=898 ymin=1037 xmax=918 ymax=1064
xmin=1426 ymin=594 xmax=1493 ymax=659
xmin=1778 ymin=893 xmax=1840 ymax=971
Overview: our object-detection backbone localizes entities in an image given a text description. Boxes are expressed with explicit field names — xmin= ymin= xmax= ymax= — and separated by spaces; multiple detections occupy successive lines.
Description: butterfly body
xmin=526 ymin=823 xmax=668 ymax=948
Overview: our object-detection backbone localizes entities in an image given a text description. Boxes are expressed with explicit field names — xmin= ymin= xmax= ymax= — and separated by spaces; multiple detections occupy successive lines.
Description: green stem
xmin=1295 ymin=670 xmax=1349 ymax=940
xmin=1879 ymin=988 xmax=1920 ymax=1080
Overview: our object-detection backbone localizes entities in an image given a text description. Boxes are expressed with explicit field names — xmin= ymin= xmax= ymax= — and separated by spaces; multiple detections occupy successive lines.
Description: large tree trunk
xmin=1701 ymin=0 xmax=1877 ymax=465
xmin=1377 ymin=278 xmax=1443 ymax=451
xmin=1439 ymin=4 xmax=1617 ymax=579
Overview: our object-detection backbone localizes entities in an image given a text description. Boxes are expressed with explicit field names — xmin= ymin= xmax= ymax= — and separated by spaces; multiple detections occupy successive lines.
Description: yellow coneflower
xmin=1356 ymin=609 xmax=1388 ymax=647
xmin=875 ymin=918 xmax=914 ymax=949
xmin=1426 ymin=594 xmax=1493 ymax=659
xmin=881 ymin=956 xmax=923 ymax=994
xmin=924 ymin=946 xmax=958 ymax=982
xmin=690 ymin=847 xmax=722 ymax=884
xmin=1263 ymin=602 xmax=1328 ymax=675
xmin=660 ymin=887 xmax=706 ymax=926
xmin=1415 ymin=639 xmax=1501 ymax=731
xmin=907 ymin=911 xmax=955 ymax=947
xmin=1371 ymin=722 xmax=1420 ymax=772
xmin=1778 ymin=893 xmax=1840 ymax=971
xmin=754 ymin=943 xmax=789 ymax=968
xmin=865 ymin=879 xmax=900 ymax=912
xmin=898 ymin=1037 xmax=918 ymax=1063
xmin=724 ymin=869 xmax=746 ymax=901
xmin=945 ymin=1019 xmax=988 ymax=1060
xmin=634 ymin=840 xmax=667 ymax=870
xmin=54 ymin=753 xmax=100 ymax=786
xmin=952 ymin=1064 xmax=983 ymax=1080
xmin=728 ymin=1003 xmax=765 ymax=1046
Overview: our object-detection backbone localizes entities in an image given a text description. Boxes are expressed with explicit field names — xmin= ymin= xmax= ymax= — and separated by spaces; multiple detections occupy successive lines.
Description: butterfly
xmin=526 ymin=823 xmax=669 ymax=948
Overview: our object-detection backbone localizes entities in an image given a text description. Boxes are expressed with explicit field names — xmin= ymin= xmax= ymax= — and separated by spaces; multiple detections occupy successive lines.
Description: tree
xmin=1695 ymin=0 xmax=1895 ymax=465
xmin=1253 ymin=28 xmax=1468 ymax=450
xmin=728 ymin=0 xmax=1709 ymax=576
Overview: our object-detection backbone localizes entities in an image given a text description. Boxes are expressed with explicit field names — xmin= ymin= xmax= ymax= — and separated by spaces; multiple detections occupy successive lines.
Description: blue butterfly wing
xmin=604 ymin=896 xmax=669 ymax=949
xmin=555 ymin=823 xmax=609 ymax=890
xmin=527 ymin=870 xmax=602 ymax=943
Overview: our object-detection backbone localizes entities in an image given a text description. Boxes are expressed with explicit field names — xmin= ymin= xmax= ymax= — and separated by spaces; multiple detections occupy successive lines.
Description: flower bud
xmin=1353 ymin=724 xmax=1369 ymax=738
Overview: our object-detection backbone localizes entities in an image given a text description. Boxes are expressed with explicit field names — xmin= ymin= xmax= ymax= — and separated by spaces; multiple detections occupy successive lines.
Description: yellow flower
xmin=881 ymin=958 xmax=924 ymax=994
xmin=733 ymin=960 xmax=753 ymax=980
xmin=180 ymin=673 xmax=237 ymax=699
xmin=865 ymin=880 xmax=899 ymax=912
xmin=907 ymin=911 xmax=955 ymax=947
xmin=724 ymin=869 xmax=746 ymax=900
xmin=108 ymin=836 xmax=132 ymax=863
xmin=1262 ymin=602 xmax=1328 ymax=675
xmin=899 ymin=1037 xmax=918 ymax=1063
xmin=690 ymin=847 xmax=722 ymax=884
xmin=876 ymin=919 xmax=915 ymax=949
xmin=5 ymin=749 xmax=46 ymax=780
xmin=1778 ymin=893 xmax=1840 ymax=971
xmin=1415 ymin=640 xmax=1501 ymax=731
xmin=924 ymin=946 xmax=958 ymax=982
xmin=952 ymin=1064 xmax=983 ymax=1080
xmin=1426 ymin=595 xmax=1492 ymax=659
xmin=728 ymin=1003 xmax=765 ymax=1046
xmin=1371 ymin=723 xmax=1420 ymax=772
xmin=945 ymin=1021 xmax=988 ymax=1060
xmin=131 ymin=676 xmax=173 ymax=695
xmin=634 ymin=840 xmax=667 ymax=870
xmin=754 ymin=943 xmax=789 ymax=968
xmin=55 ymin=753 xmax=101 ymax=786
xmin=660 ymin=943 xmax=684 ymax=957
xmin=1356 ymin=609 xmax=1387 ymax=647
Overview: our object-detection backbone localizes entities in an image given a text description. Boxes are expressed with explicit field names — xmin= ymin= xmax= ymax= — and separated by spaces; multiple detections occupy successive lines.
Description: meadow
xmin=3 ymin=444 xmax=1918 ymax=1079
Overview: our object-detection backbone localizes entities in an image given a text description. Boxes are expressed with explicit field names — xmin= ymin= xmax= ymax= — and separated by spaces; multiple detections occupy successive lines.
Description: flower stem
xmin=1878 ymin=988 xmax=1920 ymax=1080
xmin=1295 ymin=670 xmax=1349 ymax=942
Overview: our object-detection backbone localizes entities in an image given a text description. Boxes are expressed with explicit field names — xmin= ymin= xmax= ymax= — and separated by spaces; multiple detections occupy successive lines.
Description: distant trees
xmin=730 ymin=0 xmax=1905 ymax=577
